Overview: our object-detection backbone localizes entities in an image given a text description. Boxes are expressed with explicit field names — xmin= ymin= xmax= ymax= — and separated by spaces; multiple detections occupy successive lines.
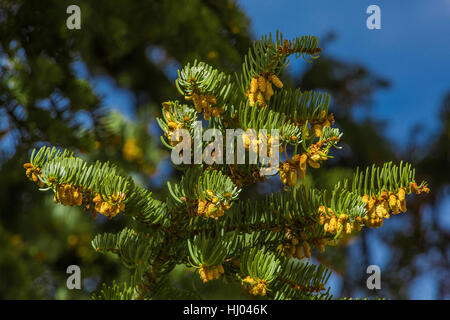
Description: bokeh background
xmin=0 ymin=0 xmax=448 ymax=299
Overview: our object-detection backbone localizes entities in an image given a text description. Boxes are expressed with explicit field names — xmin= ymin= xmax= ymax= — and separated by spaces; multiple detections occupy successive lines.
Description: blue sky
xmin=236 ymin=0 xmax=450 ymax=149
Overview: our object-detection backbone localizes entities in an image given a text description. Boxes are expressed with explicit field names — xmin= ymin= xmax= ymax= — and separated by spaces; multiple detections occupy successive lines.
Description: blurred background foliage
xmin=0 ymin=0 xmax=448 ymax=299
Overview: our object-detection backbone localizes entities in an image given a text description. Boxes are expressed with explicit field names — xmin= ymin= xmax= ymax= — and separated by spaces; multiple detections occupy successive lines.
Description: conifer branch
xmin=23 ymin=31 xmax=430 ymax=300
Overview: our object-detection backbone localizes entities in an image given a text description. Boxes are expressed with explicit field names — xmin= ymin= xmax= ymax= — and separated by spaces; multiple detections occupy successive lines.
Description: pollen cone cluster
xmin=24 ymin=163 xmax=45 ymax=188
xmin=92 ymin=192 xmax=126 ymax=219
xmin=318 ymin=206 xmax=363 ymax=237
xmin=163 ymin=107 xmax=184 ymax=146
xmin=279 ymin=141 xmax=331 ymax=187
xmin=23 ymin=150 xmax=145 ymax=222
xmin=187 ymin=92 xmax=223 ymax=120
xmin=279 ymin=152 xmax=311 ymax=187
xmin=241 ymin=132 xmax=279 ymax=156
xmin=279 ymin=237 xmax=312 ymax=260
xmin=242 ymin=276 xmax=268 ymax=296
xmin=198 ymin=264 xmax=225 ymax=283
xmin=197 ymin=189 xmax=231 ymax=219
xmin=279 ymin=160 xmax=300 ymax=187
xmin=361 ymin=193 xmax=392 ymax=228
xmin=54 ymin=184 xmax=83 ymax=206
xmin=47 ymin=180 xmax=126 ymax=219
xmin=409 ymin=181 xmax=430 ymax=195
xmin=361 ymin=183 xmax=429 ymax=228
xmin=246 ymin=73 xmax=283 ymax=107
xmin=311 ymin=111 xmax=335 ymax=137
xmin=305 ymin=141 xmax=329 ymax=169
